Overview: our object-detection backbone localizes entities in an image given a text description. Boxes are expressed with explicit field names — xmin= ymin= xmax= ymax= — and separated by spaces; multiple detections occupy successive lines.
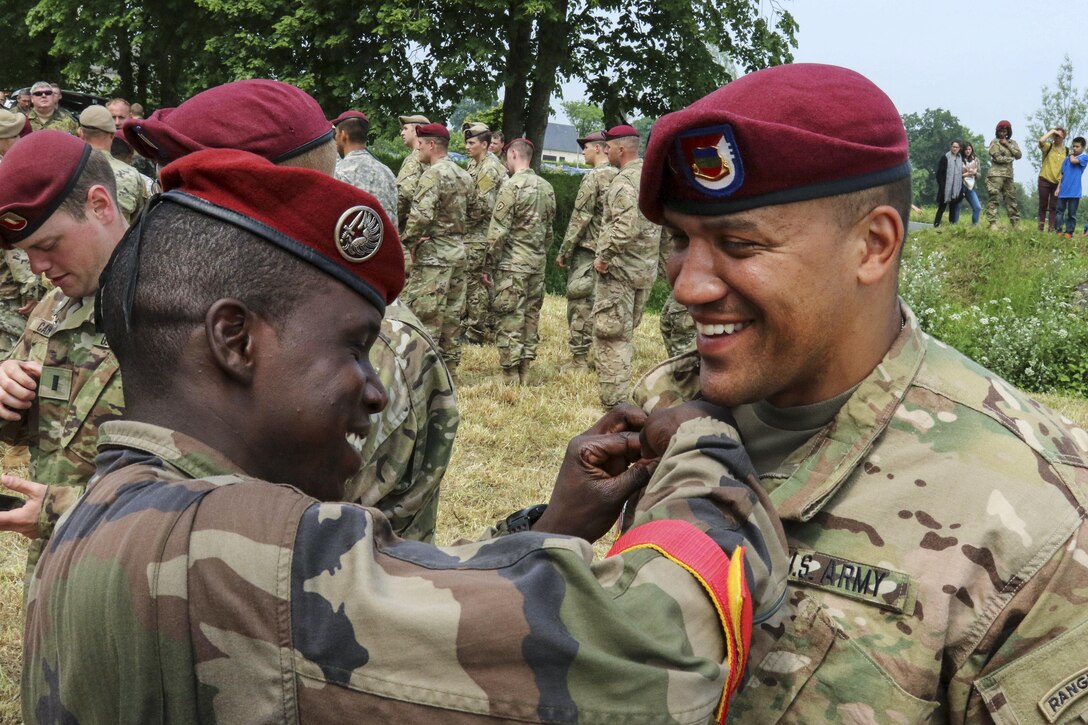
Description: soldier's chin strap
xmin=96 ymin=192 xmax=162 ymax=333
xmin=607 ymin=520 xmax=752 ymax=725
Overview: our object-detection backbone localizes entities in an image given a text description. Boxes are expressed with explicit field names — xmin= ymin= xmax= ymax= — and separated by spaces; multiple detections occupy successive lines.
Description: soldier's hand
xmin=536 ymin=404 xmax=651 ymax=542
xmin=0 ymin=360 xmax=41 ymax=421
xmin=0 ymin=475 xmax=46 ymax=539
xmin=17 ymin=301 xmax=34 ymax=316
xmin=593 ymin=258 xmax=609 ymax=274
xmin=481 ymin=272 xmax=493 ymax=288
xmin=640 ymin=400 xmax=739 ymax=460
xmin=556 ymin=254 xmax=567 ymax=268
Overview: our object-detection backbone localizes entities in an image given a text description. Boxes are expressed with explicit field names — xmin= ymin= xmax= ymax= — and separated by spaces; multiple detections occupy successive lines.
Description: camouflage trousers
xmin=564 ymin=247 xmax=597 ymax=358
xmin=985 ymin=174 xmax=1020 ymax=225
xmin=0 ymin=301 xmax=28 ymax=358
xmin=593 ymin=274 xmax=650 ymax=407
xmin=659 ymin=291 xmax=695 ymax=358
xmin=461 ymin=236 xmax=493 ymax=343
xmin=400 ymin=262 xmax=466 ymax=370
xmin=493 ymin=270 xmax=545 ymax=370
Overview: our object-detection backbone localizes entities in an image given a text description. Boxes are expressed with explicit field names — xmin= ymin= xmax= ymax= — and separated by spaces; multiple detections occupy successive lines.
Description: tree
xmin=562 ymin=100 xmax=603 ymax=137
xmin=902 ymin=108 xmax=986 ymax=205
xmin=1027 ymin=55 xmax=1088 ymax=171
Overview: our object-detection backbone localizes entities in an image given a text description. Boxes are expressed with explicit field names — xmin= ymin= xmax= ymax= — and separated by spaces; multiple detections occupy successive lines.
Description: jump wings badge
xmin=335 ymin=206 xmax=384 ymax=263
xmin=674 ymin=124 xmax=744 ymax=197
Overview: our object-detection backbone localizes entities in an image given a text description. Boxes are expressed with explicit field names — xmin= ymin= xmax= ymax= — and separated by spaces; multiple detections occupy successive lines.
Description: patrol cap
xmin=0 ymin=130 xmax=92 ymax=245
xmin=462 ymin=122 xmax=490 ymax=139
xmin=398 ymin=114 xmax=430 ymax=125
xmin=158 ymin=149 xmax=404 ymax=312
xmin=576 ymin=130 xmax=606 ymax=148
xmin=331 ymin=110 xmax=368 ymax=126
xmin=416 ymin=123 xmax=449 ymax=140
xmin=603 ymin=125 xmax=639 ymax=139
xmin=640 ymin=63 xmax=911 ymax=223
xmin=0 ymin=109 xmax=24 ymax=139
xmin=122 ymin=79 xmax=334 ymax=165
xmin=79 ymin=105 xmax=116 ymax=134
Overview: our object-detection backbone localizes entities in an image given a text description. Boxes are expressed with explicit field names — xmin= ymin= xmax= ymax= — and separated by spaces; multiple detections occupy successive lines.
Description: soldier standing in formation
xmin=484 ymin=138 xmax=556 ymax=384
xmin=399 ymin=123 xmax=473 ymax=375
xmin=592 ymin=125 xmax=660 ymax=408
xmin=556 ymin=130 xmax=616 ymax=372
xmin=333 ymin=109 xmax=398 ymax=224
xmin=395 ymin=113 xmax=429 ymax=233
xmin=460 ymin=121 xmax=506 ymax=344
xmin=77 ymin=106 xmax=147 ymax=223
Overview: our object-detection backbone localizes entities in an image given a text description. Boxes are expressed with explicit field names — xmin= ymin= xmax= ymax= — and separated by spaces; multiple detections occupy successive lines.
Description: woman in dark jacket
xmin=934 ymin=139 xmax=964 ymax=226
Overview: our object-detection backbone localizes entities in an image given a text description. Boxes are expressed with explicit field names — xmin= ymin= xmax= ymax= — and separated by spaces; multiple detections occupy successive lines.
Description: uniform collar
xmin=97 ymin=420 xmax=248 ymax=481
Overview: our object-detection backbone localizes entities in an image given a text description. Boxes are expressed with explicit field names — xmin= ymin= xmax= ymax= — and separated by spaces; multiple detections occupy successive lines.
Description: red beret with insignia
xmin=576 ymin=130 xmax=606 ymax=147
xmin=603 ymin=125 xmax=640 ymax=139
xmin=330 ymin=110 xmax=368 ymax=126
xmin=640 ymin=63 xmax=910 ymax=223
xmin=122 ymin=79 xmax=334 ymax=165
xmin=415 ymin=123 xmax=450 ymax=140
xmin=0 ymin=130 xmax=92 ymax=246
xmin=158 ymin=149 xmax=404 ymax=311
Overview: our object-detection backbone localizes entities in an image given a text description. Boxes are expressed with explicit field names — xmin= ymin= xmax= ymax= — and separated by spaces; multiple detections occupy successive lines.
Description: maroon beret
xmin=576 ymin=130 xmax=606 ymax=147
xmin=331 ymin=110 xmax=368 ymax=126
xmin=0 ymin=130 xmax=92 ymax=245
xmin=503 ymin=137 xmax=534 ymax=154
xmin=415 ymin=123 xmax=449 ymax=140
xmin=122 ymin=79 xmax=334 ymax=165
xmin=20 ymin=117 xmax=32 ymax=138
xmin=996 ymin=120 xmax=1012 ymax=134
xmin=158 ymin=149 xmax=404 ymax=311
xmin=640 ymin=63 xmax=911 ymax=223
xmin=603 ymin=125 xmax=639 ymax=139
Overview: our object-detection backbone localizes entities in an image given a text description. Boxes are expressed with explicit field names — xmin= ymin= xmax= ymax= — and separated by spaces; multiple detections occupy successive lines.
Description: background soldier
xmin=400 ymin=123 xmax=472 ymax=374
xmin=0 ymin=110 xmax=42 ymax=357
xmin=489 ymin=130 xmax=505 ymax=156
xmin=333 ymin=109 xmax=398 ymax=224
xmin=395 ymin=113 xmax=429 ymax=233
xmin=461 ymin=121 xmax=506 ymax=344
xmin=77 ymin=105 xmax=147 ymax=222
xmin=593 ymin=124 xmax=659 ymax=408
xmin=986 ymin=119 xmax=1022 ymax=229
xmin=26 ymin=82 xmax=77 ymax=134
xmin=484 ymin=138 xmax=555 ymax=384
xmin=657 ymin=227 xmax=695 ymax=358
xmin=556 ymin=129 xmax=615 ymax=370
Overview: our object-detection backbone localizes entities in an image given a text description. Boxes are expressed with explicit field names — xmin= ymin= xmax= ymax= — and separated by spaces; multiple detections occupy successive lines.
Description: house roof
xmin=543 ymin=122 xmax=581 ymax=154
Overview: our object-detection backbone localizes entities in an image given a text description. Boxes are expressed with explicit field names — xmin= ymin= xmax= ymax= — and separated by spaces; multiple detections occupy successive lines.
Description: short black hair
xmin=1074 ymin=136 xmax=1086 ymax=147
xmin=99 ymin=201 xmax=327 ymax=396
xmin=338 ymin=117 xmax=369 ymax=144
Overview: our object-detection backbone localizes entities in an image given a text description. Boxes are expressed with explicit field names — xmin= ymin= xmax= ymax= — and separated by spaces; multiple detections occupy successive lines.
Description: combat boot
xmin=518 ymin=359 xmax=531 ymax=384
xmin=502 ymin=367 xmax=520 ymax=385
xmin=559 ymin=354 xmax=589 ymax=372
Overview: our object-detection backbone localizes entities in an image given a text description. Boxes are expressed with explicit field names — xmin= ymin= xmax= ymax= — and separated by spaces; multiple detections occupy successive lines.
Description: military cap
xmin=122 ymin=79 xmax=334 ymax=165
xmin=462 ymin=122 xmax=490 ymax=139
xmin=330 ymin=110 xmax=368 ymax=127
xmin=576 ymin=130 xmax=606 ymax=148
xmin=415 ymin=123 xmax=449 ymax=140
xmin=79 ymin=105 xmax=116 ymax=134
xmin=503 ymin=137 xmax=534 ymax=154
xmin=157 ymin=149 xmax=404 ymax=312
xmin=640 ymin=63 xmax=911 ymax=223
xmin=603 ymin=125 xmax=640 ymax=139
xmin=0 ymin=109 xmax=24 ymax=139
xmin=0 ymin=130 xmax=92 ymax=245
xmin=398 ymin=114 xmax=430 ymax=125
xmin=113 ymin=131 xmax=133 ymax=153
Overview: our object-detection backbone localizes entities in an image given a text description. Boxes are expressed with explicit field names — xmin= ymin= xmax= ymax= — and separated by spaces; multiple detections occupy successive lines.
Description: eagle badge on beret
xmin=675 ymin=124 xmax=744 ymax=197
xmin=335 ymin=206 xmax=384 ymax=263
xmin=0 ymin=212 xmax=28 ymax=232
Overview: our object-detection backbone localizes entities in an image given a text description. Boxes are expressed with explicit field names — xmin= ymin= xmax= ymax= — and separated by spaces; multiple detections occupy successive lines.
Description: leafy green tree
xmin=1026 ymin=55 xmax=1088 ymax=171
xmin=902 ymin=108 xmax=986 ymax=205
xmin=562 ymin=100 xmax=603 ymax=137
xmin=0 ymin=0 xmax=64 ymax=91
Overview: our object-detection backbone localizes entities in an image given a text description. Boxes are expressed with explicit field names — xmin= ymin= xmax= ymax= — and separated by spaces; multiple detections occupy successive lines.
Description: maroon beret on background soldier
xmin=0 ymin=130 xmax=92 ymax=245
xmin=330 ymin=110 xmax=368 ymax=127
xmin=122 ymin=79 xmax=334 ymax=165
xmin=414 ymin=122 xmax=449 ymax=140
xmin=576 ymin=130 xmax=606 ymax=148
xmin=603 ymin=125 xmax=640 ymax=140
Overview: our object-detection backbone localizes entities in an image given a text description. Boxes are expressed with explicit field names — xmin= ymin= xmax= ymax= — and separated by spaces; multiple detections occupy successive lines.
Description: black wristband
xmin=498 ymin=504 xmax=548 ymax=535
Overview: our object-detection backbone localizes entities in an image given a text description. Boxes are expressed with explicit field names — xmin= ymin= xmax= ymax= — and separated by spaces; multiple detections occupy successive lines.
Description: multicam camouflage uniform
xmin=633 ymin=302 xmax=1088 ymax=724
xmin=395 ymin=149 xmax=426 ymax=233
xmin=557 ymin=160 xmax=616 ymax=361
xmin=1 ymin=288 xmax=125 ymax=570
xmin=594 ymin=158 xmax=659 ymax=407
xmin=27 ymin=110 xmax=78 ymax=135
xmin=462 ymin=152 xmax=507 ymax=343
xmin=485 ymin=167 xmax=555 ymax=375
xmin=335 ymin=148 xmax=398 ymax=226
xmin=399 ymin=156 xmax=472 ymax=371
xmin=986 ymin=137 xmax=1023 ymax=226
xmin=24 ymin=408 xmax=788 ymax=724
xmin=345 ymin=300 xmax=458 ymax=543
xmin=98 ymin=149 xmax=147 ymax=223
xmin=0 ymin=248 xmax=43 ymax=357
xmin=657 ymin=227 xmax=695 ymax=358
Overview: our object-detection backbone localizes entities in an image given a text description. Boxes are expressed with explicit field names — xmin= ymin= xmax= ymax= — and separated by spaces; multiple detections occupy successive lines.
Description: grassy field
xmin=0 ymin=293 xmax=1085 ymax=722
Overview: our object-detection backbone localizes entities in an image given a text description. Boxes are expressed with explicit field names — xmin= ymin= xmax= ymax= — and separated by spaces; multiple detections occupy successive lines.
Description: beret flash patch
xmin=674 ymin=124 xmax=744 ymax=197
xmin=335 ymin=206 xmax=384 ymax=263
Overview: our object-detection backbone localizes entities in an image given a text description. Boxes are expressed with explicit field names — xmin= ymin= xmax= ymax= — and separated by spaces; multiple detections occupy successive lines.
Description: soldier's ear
xmin=204 ymin=298 xmax=260 ymax=385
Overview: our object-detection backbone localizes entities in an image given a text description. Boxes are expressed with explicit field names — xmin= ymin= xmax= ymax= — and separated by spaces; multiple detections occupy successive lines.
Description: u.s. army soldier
xmin=395 ymin=113 xmax=430 ymax=232
xmin=461 ymin=121 xmax=506 ymax=344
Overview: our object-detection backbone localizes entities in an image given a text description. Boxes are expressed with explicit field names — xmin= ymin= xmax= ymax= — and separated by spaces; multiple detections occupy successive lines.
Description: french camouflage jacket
xmin=633 ymin=302 xmax=1088 ymax=724
xmin=558 ymin=161 xmax=617 ymax=258
xmin=597 ymin=159 xmax=660 ymax=289
xmin=402 ymin=156 xmax=472 ymax=266
xmin=485 ymin=167 xmax=556 ymax=274
xmin=24 ymin=412 xmax=787 ymax=724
